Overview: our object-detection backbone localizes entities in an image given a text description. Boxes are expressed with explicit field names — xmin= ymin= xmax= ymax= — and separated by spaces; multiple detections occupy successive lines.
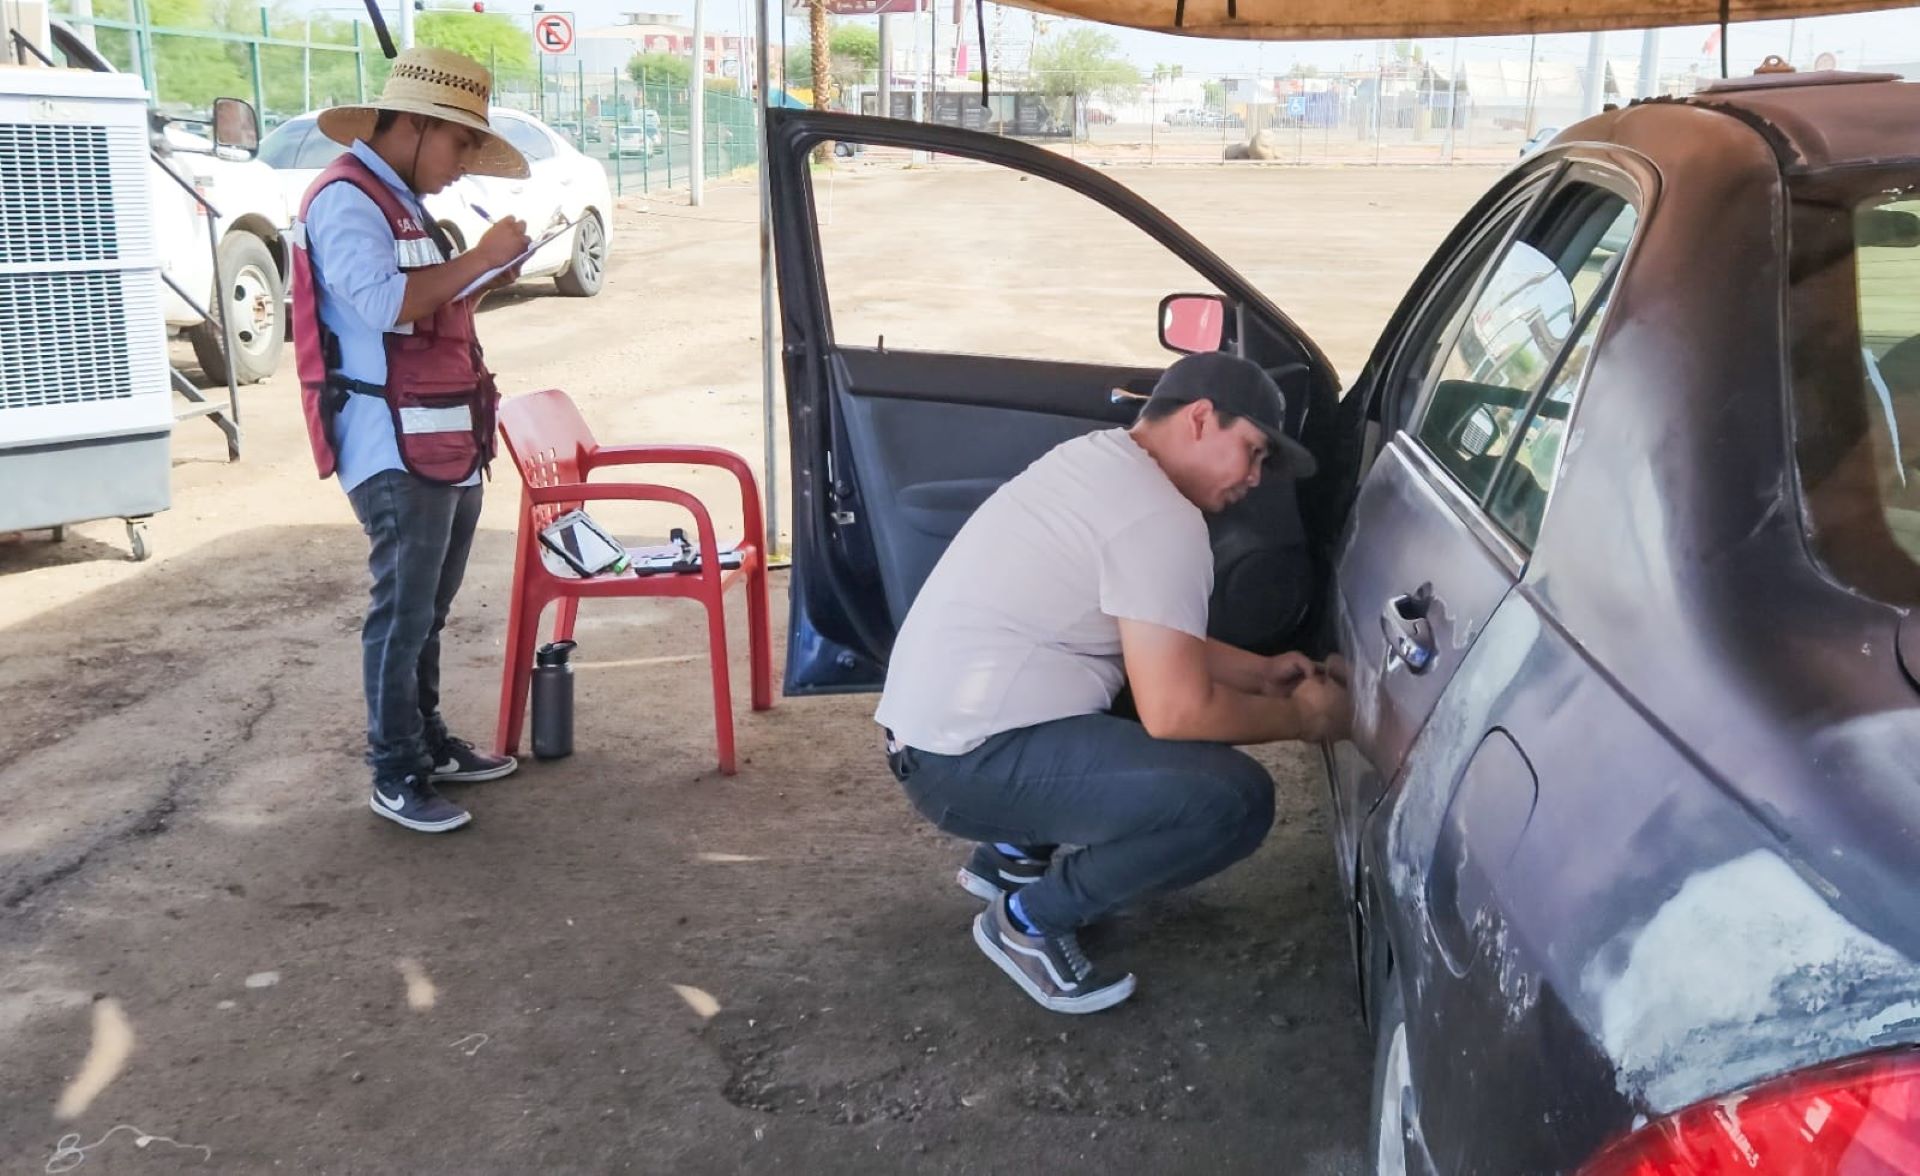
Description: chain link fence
xmin=827 ymin=39 xmax=1916 ymax=167
xmin=490 ymin=65 xmax=758 ymax=196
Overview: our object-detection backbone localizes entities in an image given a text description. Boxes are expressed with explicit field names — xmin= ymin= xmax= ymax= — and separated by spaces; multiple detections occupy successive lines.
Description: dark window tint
xmin=1790 ymin=169 xmax=1920 ymax=606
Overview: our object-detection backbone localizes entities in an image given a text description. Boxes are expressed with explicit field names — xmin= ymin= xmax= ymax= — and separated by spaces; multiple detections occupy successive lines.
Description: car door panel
xmin=1330 ymin=436 xmax=1520 ymax=891
xmin=768 ymin=110 xmax=1345 ymax=695
xmin=833 ymin=348 xmax=1148 ymax=620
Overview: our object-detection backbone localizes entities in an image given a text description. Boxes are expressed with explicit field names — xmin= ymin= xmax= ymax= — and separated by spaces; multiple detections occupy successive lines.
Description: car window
xmin=1789 ymin=170 xmax=1920 ymax=605
xmin=812 ymin=140 xmax=1233 ymax=368
xmin=258 ymin=119 xmax=309 ymax=168
xmin=1377 ymin=184 xmax=1544 ymax=436
xmin=295 ymin=124 xmax=348 ymax=169
xmin=1414 ymin=187 xmax=1637 ymax=522
xmin=496 ymin=115 xmax=555 ymax=162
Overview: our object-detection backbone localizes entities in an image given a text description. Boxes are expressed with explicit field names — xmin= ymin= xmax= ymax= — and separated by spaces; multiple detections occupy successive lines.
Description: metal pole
xmin=878 ymin=12 xmax=892 ymax=117
xmin=251 ymin=7 xmax=269 ymax=122
xmin=71 ymin=0 xmax=96 ymax=50
xmin=691 ymin=0 xmax=706 ymax=204
xmin=1522 ymin=33 xmax=1537 ymax=136
xmin=1443 ymin=36 xmax=1458 ymax=163
xmin=1582 ymin=31 xmax=1605 ymax=118
xmin=305 ymin=13 xmax=313 ymax=111
xmin=1636 ymin=29 xmax=1660 ymax=98
xmin=399 ymin=0 xmax=414 ymax=50
xmin=1371 ymin=40 xmax=1383 ymax=165
xmin=134 ymin=0 xmax=157 ymax=97
xmin=756 ymin=0 xmax=779 ymax=554
xmin=612 ymin=66 xmax=622 ymax=195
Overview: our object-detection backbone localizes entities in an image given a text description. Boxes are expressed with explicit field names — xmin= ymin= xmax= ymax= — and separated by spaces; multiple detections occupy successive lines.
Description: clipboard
xmin=457 ymin=215 xmax=583 ymax=300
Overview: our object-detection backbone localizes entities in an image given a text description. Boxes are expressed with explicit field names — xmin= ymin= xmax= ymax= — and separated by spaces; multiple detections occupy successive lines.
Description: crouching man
xmin=879 ymin=351 xmax=1348 ymax=1014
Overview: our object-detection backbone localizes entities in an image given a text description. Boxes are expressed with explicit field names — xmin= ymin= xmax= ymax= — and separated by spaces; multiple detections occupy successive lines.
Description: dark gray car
xmin=768 ymin=70 xmax=1920 ymax=1173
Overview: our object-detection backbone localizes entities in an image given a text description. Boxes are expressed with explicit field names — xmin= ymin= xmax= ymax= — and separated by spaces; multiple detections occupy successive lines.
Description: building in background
xmin=574 ymin=13 xmax=757 ymax=83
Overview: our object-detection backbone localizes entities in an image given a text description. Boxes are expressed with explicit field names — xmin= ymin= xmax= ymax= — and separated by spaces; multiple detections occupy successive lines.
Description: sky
xmin=310 ymin=0 xmax=1920 ymax=76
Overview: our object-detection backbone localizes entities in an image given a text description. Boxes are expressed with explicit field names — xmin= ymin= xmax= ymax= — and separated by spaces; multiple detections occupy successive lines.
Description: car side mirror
xmin=212 ymin=97 xmax=260 ymax=157
xmin=1159 ymin=293 xmax=1229 ymax=355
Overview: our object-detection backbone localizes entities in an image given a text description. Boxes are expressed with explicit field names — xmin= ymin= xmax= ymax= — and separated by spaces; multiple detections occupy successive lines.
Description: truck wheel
xmin=554 ymin=210 xmax=606 ymax=298
xmin=190 ymin=232 xmax=285 ymax=386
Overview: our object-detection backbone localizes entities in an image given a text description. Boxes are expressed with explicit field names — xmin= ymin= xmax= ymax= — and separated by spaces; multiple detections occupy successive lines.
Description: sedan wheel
xmin=1368 ymin=976 xmax=1421 ymax=1176
xmin=554 ymin=210 xmax=606 ymax=298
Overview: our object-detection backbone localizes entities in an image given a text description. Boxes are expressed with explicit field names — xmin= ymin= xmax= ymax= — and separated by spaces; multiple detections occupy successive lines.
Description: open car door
xmin=766 ymin=110 xmax=1351 ymax=693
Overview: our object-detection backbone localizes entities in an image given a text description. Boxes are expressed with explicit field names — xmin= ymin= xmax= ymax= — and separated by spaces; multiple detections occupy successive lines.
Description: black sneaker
xmin=429 ymin=736 xmax=518 ymax=784
xmin=971 ymin=894 xmax=1135 ymax=1014
xmin=370 ymin=774 xmax=472 ymax=833
xmin=957 ymin=843 xmax=1051 ymax=902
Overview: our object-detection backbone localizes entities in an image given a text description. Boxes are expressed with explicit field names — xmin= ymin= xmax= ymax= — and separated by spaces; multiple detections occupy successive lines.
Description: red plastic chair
xmin=494 ymin=389 xmax=772 ymax=775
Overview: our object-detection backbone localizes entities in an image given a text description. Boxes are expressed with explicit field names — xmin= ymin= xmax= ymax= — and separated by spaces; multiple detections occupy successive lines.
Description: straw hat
xmin=316 ymin=46 xmax=529 ymax=179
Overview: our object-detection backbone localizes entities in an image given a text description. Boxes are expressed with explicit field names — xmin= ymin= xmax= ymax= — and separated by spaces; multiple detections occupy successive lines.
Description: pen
xmin=470 ymin=203 xmax=493 ymax=222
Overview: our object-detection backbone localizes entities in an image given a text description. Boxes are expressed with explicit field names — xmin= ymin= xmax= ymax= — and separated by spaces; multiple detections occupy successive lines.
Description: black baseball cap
xmin=1145 ymin=351 xmax=1318 ymax=479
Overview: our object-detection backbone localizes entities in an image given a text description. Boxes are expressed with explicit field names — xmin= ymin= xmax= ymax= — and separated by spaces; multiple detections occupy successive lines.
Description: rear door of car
xmin=766 ymin=110 xmax=1346 ymax=693
xmin=1326 ymin=157 xmax=1646 ymax=993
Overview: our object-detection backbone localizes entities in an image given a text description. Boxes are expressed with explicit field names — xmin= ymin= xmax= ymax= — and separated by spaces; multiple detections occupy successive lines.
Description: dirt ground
xmin=0 ymin=163 xmax=1496 ymax=1173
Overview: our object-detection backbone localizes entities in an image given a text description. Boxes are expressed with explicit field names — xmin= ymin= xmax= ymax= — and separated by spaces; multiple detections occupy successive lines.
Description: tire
xmin=553 ymin=210 xmax=606 ymax=298
xmin=1367 ymin=973 xmax=1423 ymax=1176
xmin=438 ymin=221 xmax=467 ymax=255
xmin=189 ymin=232 xmax=285 ymax=386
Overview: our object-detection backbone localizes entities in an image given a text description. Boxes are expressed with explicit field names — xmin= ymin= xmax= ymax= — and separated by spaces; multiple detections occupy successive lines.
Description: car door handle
xmin=1381 ymin=583 xmax=1437 ymax=674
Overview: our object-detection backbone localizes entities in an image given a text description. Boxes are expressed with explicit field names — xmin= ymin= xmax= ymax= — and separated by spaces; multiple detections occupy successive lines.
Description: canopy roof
xmin=995 ymin=0 xmax=1916 ymax=41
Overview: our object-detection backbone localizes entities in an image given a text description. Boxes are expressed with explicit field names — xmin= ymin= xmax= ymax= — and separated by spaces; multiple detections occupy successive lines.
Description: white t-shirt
xmin=876 ymin=429 xmax=1214 ymax=755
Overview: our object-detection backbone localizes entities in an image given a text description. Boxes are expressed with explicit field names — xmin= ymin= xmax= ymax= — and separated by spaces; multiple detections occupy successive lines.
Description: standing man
xmin=879 ymin=351 xmax=1349 ymax=1013
xmin=290 ymin=47 xmax=533 ymax=833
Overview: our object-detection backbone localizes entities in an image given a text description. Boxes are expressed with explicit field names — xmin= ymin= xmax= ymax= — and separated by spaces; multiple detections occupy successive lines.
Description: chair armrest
xmin=583 ymin=444 xmax=766 ymax=555
xmin=527 ymin=481 xmax=727 ymax=585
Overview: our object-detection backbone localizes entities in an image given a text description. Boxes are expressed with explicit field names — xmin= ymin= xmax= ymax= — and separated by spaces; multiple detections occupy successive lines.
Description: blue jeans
xmin=346 ymin=470 xmax=483 ymax=783
xmin=888 ymin=714 xmax=1276 ymax=933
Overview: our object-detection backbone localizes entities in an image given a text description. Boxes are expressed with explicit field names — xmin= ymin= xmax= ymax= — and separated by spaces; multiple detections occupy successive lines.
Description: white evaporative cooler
xmin=0 ymin=66 xmax=169 ymax=547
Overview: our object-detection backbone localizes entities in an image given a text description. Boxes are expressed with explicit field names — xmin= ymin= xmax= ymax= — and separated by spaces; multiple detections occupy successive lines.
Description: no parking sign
xmin=535 ymin=12 xmax=575 ymax=54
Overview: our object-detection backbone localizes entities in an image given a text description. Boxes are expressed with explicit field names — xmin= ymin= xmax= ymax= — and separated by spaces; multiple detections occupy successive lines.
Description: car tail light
xmin=1579 ymin=1047 xmax=1920 ymax=1175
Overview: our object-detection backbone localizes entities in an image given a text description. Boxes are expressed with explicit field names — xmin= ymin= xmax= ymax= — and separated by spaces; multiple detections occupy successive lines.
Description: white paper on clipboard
xmin=456 ymin=215 xmax=583 ymax=300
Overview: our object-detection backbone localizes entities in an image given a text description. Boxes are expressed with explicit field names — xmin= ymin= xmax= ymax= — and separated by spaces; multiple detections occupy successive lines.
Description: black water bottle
xmin=530 ymin=640 xmax=576 ymax=760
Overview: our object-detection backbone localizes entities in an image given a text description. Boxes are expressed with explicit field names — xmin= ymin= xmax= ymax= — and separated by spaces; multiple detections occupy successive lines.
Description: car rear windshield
xmin=1790 ymin=166 xmax=1920 ymax=606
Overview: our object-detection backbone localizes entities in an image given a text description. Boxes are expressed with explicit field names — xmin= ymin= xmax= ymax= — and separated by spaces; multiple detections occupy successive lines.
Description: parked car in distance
xmin=766 ymin=71 xmax=1920 ymax=1174
xmin=1083 ymin=106 xmax=1116 ymax=125
xmin=259 ymin=107 xmax=613 ymax=297
xmin=610 ymin=111 xmax=664 ymax=157
xmin=1518 ymin=124 xmax=1563 ymax=157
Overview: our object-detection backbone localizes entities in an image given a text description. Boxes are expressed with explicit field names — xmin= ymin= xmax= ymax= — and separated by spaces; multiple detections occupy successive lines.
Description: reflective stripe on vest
xmin=395 ymin=236 xmax=443 ymax=269
xmin=398 ymin=404 xmax=475 ymax=434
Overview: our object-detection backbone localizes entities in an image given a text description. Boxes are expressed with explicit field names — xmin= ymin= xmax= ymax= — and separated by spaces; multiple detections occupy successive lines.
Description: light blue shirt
xmin=305 ymin=140 xmax=478 ymax=491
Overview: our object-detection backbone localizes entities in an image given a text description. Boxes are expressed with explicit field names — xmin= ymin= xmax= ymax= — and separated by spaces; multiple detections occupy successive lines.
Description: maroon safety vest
xmin=290 ymin=153 xmax=498 ymax=485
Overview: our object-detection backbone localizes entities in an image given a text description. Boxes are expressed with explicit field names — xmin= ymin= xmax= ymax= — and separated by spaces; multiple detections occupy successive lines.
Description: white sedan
xmin=259 ymin=107 xmax=612 ymax=297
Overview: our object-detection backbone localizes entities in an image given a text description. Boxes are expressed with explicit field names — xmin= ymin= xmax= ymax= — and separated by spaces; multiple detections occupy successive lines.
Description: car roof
xmin=1588 ymin=72 xmax=1919 ymax=173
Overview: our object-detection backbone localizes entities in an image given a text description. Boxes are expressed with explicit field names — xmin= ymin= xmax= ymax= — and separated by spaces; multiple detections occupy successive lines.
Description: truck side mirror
xmin=212 ymin=97 xmax=260 ymax=156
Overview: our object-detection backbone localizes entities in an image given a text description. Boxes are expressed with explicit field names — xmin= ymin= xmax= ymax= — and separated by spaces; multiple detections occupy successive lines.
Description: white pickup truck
xmin=47 ymin=20 xmax=289 ymax=386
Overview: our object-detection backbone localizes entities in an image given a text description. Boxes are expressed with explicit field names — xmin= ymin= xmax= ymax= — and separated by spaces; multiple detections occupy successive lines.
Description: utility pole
xmin=1442 ymin=36 xmax=1459 ymax=163
xmin=400 ymin=0 xmax=415 ymax=50
xmin=690 ymin=0 xmax=706 ymax=205
xmin=72 ymin=0 xmax=97 ymax=50
xmin=878 ymin=13 xmax=892 ymax=117
xmin=1637 ymin=29 xmax=1660 ymax=97
xmin=1582 ymin=31 xmax=1605 ymax=118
